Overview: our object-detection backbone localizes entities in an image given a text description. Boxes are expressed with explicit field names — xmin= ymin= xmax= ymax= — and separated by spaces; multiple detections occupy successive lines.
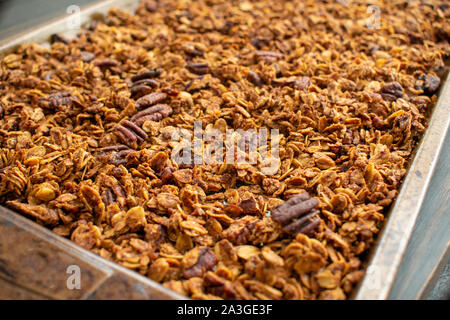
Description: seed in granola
xmin=130 ymin=104 xmax=173 ymax=126
xmin=114 ymin=120 xmax=149 ymax=147
xmin=186 ymin=62 xmax=209 ymax=75
xmin=182 ymin=248 xmax=218 ymax=279
xmin=135 ymin=92 xmax=168 ymax=108
xmin=271 ymin=192 xmax=321 ymax=236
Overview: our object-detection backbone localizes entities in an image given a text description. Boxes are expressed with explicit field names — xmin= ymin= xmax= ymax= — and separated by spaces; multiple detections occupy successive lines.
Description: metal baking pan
xmin=0 ymin=0 xmax=449 ymax=300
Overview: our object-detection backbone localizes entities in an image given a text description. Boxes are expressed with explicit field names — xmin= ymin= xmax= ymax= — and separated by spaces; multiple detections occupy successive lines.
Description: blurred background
xmin=0 ymin=0 xmax=448 ymax=300
xmin=0 ymin=0 xmax=96 ymax=39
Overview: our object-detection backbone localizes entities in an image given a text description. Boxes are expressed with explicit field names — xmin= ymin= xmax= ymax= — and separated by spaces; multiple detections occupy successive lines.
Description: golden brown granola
xmin=0 ymin=0 xmax=449 ymax=300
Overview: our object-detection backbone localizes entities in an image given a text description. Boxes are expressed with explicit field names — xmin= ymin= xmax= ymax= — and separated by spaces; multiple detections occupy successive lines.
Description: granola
xmin=0 ymin=0 xmax=449 ymax=300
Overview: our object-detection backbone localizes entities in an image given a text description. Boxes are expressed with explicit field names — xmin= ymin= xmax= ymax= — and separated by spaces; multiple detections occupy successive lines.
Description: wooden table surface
xmin=0 ymin=0 xmax=448 ymax=300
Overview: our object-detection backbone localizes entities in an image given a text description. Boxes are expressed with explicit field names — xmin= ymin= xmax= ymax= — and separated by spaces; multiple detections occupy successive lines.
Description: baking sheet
xmin=0 ymin=0 xmax=449 ymax=300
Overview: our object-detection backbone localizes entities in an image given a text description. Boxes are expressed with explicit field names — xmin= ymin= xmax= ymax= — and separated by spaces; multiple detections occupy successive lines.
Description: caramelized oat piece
xmin=6 ymin=201 xmax=59 ymax=226
xmin=130 ymin=103 xmax=173 ymax=126
xmin=271 ymin=192 xmax=321 ymax=236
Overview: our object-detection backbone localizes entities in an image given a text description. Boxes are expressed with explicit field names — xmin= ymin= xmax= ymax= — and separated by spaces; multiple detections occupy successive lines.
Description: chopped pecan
xmin=423 ymin=75 xmax=441 ymax=94
xmin=160 ymin=166 xmax=176 ymax=184
xmin=114 ymin=120 xmax=149 ymax=147
xmin=247 ymin=70 xmax=264 ymax=87
xmin=186 ymin=62 xmax=209 ymax=75
xmin=380 ymin=82 xmax=403 ymax=101
xmin=271 ymin=192 xmax=321 ymax=236
xmin=130 ymin=104 xmax=173 ymax=126
xmin=50 ymin=33 xmax=69 ymax=44
xmin=222 ymin=216 xmax=259 ymax=245
xmin=38 ymin=92 xmax=79 ymax=110
xmin=182 ymin=247 xmax=218 ymax=279
xmin=130 ymin=85 xmax=153 ymax=99
xmin=94 ymin=58 xmax=119 ymax=68
xmin=131 ymin=69 xmax=162 ymax=82
xmin=255 ymin=50 xmax=283 ymax=63
xmin=135 ymin=92 xmax=168 ymax=108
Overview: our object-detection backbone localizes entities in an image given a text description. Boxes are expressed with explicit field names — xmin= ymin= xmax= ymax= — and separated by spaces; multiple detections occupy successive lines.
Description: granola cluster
xmin=0 ymin=0 xmax=448 ymax=299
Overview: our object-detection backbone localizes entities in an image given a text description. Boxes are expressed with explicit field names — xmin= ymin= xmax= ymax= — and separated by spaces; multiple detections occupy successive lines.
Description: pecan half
xmin=255 ymin=50 xmax=283 ymax=63
xmin=131 ymin=69 xmax=162 ymax=82
xmin=186 ymin=62 xmax=209 ymax=75
xmin=271 ymin=192 xmax=321 ymax=236
xmin=130 ymin=104 xmax=173 ymax=126
xmin=114 ymin=120 xmax=149 ymax=147
xmin=135 ymin=92 xmax=168 ymax=108
xmin=94 ymin=58 xmax=119 ymax=68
